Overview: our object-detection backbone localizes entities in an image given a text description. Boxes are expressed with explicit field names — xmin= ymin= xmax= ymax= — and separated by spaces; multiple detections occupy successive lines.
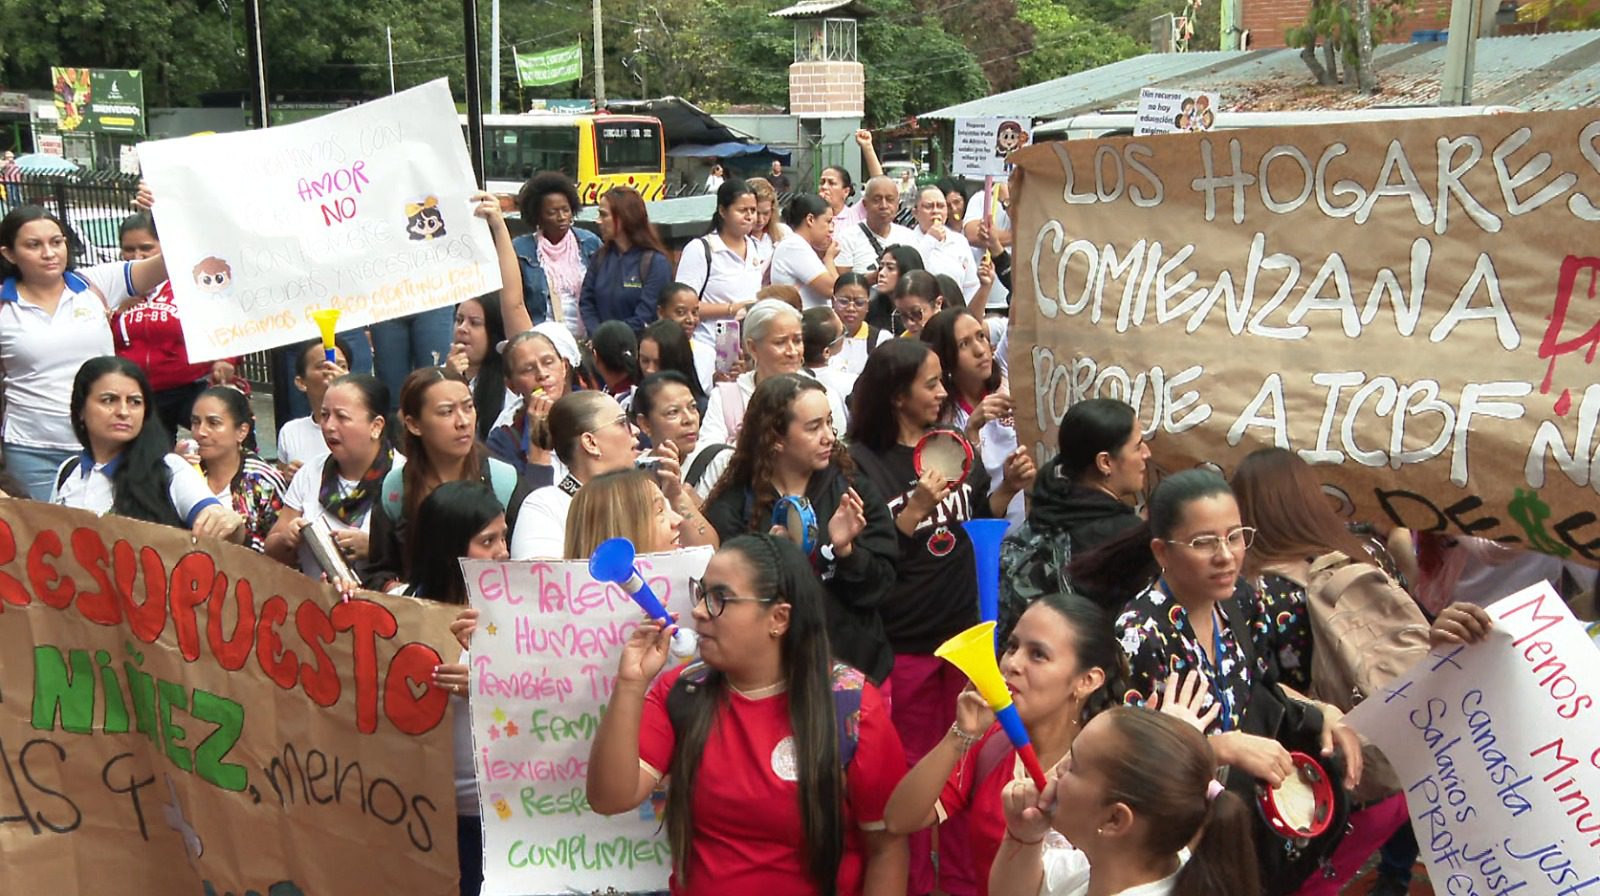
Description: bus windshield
xmin=483 ymin=124 xmax=579 ymax=182
xmin=596 ymin=121 xmax=661 ymax=175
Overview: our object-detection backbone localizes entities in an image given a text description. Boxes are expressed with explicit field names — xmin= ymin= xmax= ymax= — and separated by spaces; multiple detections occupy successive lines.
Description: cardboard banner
xmin=1009 ymin=110 xmax=1600 ymax=560
xmin=52 ymin=67 xmax=145 ymax=135
xmin=514 ymin=45 xmax=584 ymax=88
xmin=137 ymin=78 xmax=502 ymax=363
xmin=464 ymin=547 xmax=712 ymax=896
xmin=0 ymin=502 xmax=461 ymax=895
xmin=1345 ymin=583 xmax=1600 ymax=892
xmin=954 ymin=117 xmax=1033 ymax=178
xmin=1134 ymin=88 xmax=1219 ymax=136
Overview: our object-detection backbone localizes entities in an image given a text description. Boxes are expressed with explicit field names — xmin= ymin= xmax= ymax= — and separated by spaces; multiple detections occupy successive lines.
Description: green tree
xmin=1015 ymin=0 xmax=1142 ymax=86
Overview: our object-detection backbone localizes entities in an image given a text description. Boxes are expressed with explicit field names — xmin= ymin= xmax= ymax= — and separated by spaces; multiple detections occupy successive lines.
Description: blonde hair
xmin=563 ymin=469 xmax=663 ymax=558
xmin=747 ymin=177 xmax=785 ymax=242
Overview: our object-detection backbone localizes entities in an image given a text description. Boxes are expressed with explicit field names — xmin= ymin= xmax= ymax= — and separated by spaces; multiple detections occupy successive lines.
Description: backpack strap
xmin=486 ymin=459 xmax=519 ymax=507
xmin=857 ymin=222 xmax=886 ymax=261
xmin=380 ymin=466 xmax=405 ymax=521
xmin=56 ymin=456 xmax=82 ymax=492
xmin=685 ymin=443 xmax=731 ymax=489
xmin=697 ymin=237 xmax=713 ymax=298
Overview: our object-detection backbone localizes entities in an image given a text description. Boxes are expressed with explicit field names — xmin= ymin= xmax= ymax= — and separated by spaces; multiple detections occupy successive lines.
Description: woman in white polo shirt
xmin=2 ymin=206 xmax=170 ymax=499
xmin=51 ymin=356 xmax=245 ymax=541
xmin=769 ymin=194 xmax=840 ymax=310
xmin=676 ymin=180 xmax=765 ymax=350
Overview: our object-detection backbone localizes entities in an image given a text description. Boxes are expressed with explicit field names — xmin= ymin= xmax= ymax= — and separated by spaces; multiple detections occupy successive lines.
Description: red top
xmin=640 ymin=665 xmax=907 ymax=896
xmin=112 ymin=281 xmax=234 ymax=392
xmin=936 ymin=725 xmax=1022 ymax=896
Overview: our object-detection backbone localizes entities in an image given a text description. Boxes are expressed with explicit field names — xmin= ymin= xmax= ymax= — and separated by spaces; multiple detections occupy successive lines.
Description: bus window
xmin=482 ymin=125 xmax=578 ymax=182
xmin=596 ymin=122 xmax=661 ymax=175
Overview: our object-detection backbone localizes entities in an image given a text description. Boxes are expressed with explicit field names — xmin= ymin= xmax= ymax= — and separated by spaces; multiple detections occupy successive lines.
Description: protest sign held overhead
xmin=954 ymin=117 xmax=1033 ymax=178
xmin=137 ymin=78 xmax=501 ymax=362
xmin=0 ymin=502 xmax=462 ymax=895
xmin=1008 ymin=109 xmax=1600 ymax=558
xmin=464 ymin=547 xmax=712 ymax=896
xmin=1134 ymin=87 xmax=1220 ymax=136
xmin=1345 ymin=583 xmax=1600 ymax=894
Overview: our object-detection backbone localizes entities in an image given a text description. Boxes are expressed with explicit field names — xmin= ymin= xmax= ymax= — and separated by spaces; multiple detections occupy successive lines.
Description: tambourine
xmin=914 ymin=429 xmax=975 ymax=487
xmin=772 ymin=495 xmax=818 ymax=555
xmin=1257 ymin=752 xmax=1335 ymax=840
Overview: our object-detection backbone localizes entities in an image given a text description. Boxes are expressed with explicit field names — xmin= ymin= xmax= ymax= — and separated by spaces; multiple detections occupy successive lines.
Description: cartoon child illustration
xmin=994 ymin=121 xmax=1029 ymax=159
xmin=192 ymin=257 xmax=233 ymax=294
xmin=405 ymin=196 xmax=447 ymax=240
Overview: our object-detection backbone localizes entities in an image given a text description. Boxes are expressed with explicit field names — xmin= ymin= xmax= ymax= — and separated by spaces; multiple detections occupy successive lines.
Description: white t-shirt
xmin=1 ymin=262 xmax=136 ymax=449
xmin=677 ymin=234 xmax=765 ymax=347
xmin=276 ymin=415 xmax=328 ymax=467
xmin=965 ymin=195 xmax=1013 ymax=310
xmin=836 ymin=220 xmax=917 ymax=274
xmin=831 ymin=323 xmax=893 ymax=381
xmin=282 ymin=453 xmax=401 ymax=577
xmin=51 ymin=451 xmax=222 ymax=525
xmin=914 ymin=226 xmax=981 ymax=301
xmin=1041 ymin=848 xmax=1179 ymax=896
xmin=691 ymin=340 xmax=716 ymax=393
xmin=769 ymin=233 xmax=832 ymax=309
xmin=700 ymin=369 xmax=850 ymax=447
xmin=509 ymin=483 xmax=574 ymax=560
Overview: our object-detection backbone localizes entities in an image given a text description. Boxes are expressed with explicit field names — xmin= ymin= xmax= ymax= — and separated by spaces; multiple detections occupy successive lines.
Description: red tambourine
xmin=914 ymin=429 xmax=974 ymax=487
xmin=1257 ymin=752 xmax=1335 ymax=840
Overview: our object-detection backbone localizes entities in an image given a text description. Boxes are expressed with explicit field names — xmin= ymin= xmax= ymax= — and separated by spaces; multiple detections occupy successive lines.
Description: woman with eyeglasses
xmin=588 ymin=534 xmax=910 ymax=896
xmin=701 ymin=374 xmax=897 ymax=685
xmin=509 ymin=391 xmax=716 ymax=560
xmin=1071 ymin=469 xmax=1365 ymax=895
xmin=867 ymin=245 xmax=923 ymax=332
xmin=891 ymin=271 xmax=943 ymax=339
xmin=831 ymin=273 xmax=891 ymax=381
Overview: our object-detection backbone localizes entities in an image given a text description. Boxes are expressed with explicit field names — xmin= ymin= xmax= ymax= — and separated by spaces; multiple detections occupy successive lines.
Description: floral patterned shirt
xmin=223 ymin=454 xmax=286 ymax=553
xmin=1116 ymin=579 xmax=1272 ymax=734
xmin=1255 ymin=573 xmax=1313 ymax=693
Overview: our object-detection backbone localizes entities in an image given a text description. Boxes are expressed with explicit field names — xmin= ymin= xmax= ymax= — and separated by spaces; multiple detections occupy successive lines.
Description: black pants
xmin=458 ymin=813 xmax=483 ymax=896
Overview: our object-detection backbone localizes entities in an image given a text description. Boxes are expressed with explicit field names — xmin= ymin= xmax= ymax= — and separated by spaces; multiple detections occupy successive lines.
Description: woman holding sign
xmin=845 ymin=339 xmax=1034 ymax=896
xmin=1 ymin=205 xmax=170 ymax=499
xmin=588 ymin=534 xmax=910 ymax=896
xmin=701 ymin=373 xmax=898 ymax=685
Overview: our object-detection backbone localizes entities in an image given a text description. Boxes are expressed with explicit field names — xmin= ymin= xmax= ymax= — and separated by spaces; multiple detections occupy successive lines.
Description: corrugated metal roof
xmin=770 ymin=0 xmax=873 ymax=18
xmin=916 ymin=30 xmax=1600 ymax=120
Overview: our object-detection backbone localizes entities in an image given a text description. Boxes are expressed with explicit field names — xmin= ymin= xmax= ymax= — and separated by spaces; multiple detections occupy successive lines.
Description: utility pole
xmin=463 ymin=0 xmax=485 ymax=186
xmin=592 ymin=0 xmax=607 ymax=107
xmin=1439 ymin=0 xmax=1482 ymax=105
xmin=490 ymin=0 xmax=501 ymax=113
xmin=387 ymin=26 xmax=396 ymax=94
xmin=243 ymin=0 xmax=270 ymax=128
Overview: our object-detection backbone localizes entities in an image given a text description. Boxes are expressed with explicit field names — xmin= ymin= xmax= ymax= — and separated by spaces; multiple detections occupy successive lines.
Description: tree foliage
xmin=1015 ymin=0 xmax=1142 ymax=85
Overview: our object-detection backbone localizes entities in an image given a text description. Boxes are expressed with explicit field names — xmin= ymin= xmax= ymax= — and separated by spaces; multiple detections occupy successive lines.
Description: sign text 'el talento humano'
xmin=137 ymin=78 xmax=501 ymax=363
xmin=1346 ymin=583 xmax=1600 ymax=896
xmin=1009 ymin=110 xmax=1600 ymax=559
xmin=0 ymin=502 xmax=462 ymax=895
xmin=464 ymin=548 xmax=711 ymax=896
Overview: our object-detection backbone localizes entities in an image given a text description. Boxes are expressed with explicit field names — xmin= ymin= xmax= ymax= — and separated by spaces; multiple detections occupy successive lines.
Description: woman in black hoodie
xmin=1000 ymin=398 xmax=1148 ymax=627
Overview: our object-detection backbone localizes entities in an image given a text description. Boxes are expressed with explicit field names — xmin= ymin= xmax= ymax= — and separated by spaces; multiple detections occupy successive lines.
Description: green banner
xmin=51 ymin=67 xmax=145 ymax=135
xmin=514 ymin=44 xmax=583 ymax=88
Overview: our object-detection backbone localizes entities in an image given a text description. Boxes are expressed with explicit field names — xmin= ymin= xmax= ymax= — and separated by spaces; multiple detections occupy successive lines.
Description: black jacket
xmin=702 ymin=465 xmax=899 ymax=684
xmin=1027 ymin=466 xmax=1142 ymax=554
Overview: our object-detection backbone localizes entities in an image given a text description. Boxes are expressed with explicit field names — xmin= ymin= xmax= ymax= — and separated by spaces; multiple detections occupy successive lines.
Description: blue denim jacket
xmin=511 ymin=227 xmax=602 ymax=324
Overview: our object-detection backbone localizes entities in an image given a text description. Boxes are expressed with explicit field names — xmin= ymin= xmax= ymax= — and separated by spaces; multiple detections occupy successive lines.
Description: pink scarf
xmin=537 ymin=230 xmax=585 ymax=318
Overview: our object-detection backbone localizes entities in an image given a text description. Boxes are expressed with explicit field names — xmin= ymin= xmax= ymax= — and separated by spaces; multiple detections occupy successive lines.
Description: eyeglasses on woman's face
xmin=689 ymin=577 xmax=776 ymax=617
xmin=1164 ymin=526 xmax=1255 ymax=558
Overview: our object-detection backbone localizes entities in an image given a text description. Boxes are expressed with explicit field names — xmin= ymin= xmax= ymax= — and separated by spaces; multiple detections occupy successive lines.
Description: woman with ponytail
xmin=587 ymin=534 xmax=909 ymax=895
xmin=991 ymin=706 xmax=1259 ymax=896
xmin=883 ymin=592 xmax=1129 ymax=896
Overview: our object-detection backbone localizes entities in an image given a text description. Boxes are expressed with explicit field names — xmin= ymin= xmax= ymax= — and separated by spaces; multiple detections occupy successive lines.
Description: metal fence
xmin=0 ymin=174 xmax=278 ymax=390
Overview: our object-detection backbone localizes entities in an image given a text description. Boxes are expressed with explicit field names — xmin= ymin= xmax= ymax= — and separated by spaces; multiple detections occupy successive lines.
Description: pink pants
xmin=1292 ymin=794 xmax=1409 ymax=896
xmin=889 ymin=654 xmax=977 ymax=896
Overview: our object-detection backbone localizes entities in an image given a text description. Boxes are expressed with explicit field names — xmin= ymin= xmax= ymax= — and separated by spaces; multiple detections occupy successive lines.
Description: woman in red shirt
xmin=589 ymin=534 xmax=910 ymax=896
xmin=882 ymin=592 xmax=1128 ymax=896
xmin=111 ymin=212 xmax=238 ymax=440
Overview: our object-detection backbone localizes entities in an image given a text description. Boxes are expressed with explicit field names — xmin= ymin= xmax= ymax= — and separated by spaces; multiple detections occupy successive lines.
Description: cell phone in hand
xmin=714 ymin=320 xmax=742 ymax=376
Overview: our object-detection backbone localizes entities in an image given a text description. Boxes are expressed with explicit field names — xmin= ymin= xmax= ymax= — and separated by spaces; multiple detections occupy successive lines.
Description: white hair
xmin=742 ymin=298 xmax=802 ymax=349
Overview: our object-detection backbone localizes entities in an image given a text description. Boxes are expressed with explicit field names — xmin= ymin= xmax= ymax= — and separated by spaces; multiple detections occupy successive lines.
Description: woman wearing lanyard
xmin=189 ymin=385 xmax=285 ymax=554
xmin=265 ymin=374 xmax=392 ymax=577
xmin=677 ymin=180 xmax=765 ymax=351
xmin=922 ymin=307 xmax=1022 ymax=530
xmin=512 ymin=171 xmax=601 ymax=336
xmin=1 ymin=205 xmax=169 ymax=499
xmin=701 ymin=374 xmax=898 ymax=685
xmin=579 ymin=187 xmax=671 ymax=336
xmin=51 ymin=356 xmax=245 ymax=542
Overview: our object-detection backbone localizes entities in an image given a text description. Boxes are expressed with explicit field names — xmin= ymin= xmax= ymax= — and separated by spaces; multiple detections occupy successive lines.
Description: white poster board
xmin=1345 ymin=583 xmax=1600 ymax=894
xmin=463 ymin=548 xmax=713 ymax=895
xmin=1134 ymin=88 xmax=1220 ymax=136
xmin=137 ymin=78 xmax=500 ymax=362
xmin=953 ymin=116 xmax=1033 ymax=178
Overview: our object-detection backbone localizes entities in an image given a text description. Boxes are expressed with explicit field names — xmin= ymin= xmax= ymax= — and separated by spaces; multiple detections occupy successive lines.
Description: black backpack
xmin=997 ymin=522 xmax=1073 ymax=643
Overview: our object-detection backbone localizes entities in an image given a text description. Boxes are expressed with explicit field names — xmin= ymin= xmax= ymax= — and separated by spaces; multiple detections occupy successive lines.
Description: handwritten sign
xmin=0 ymin=502 xmax=461 ymax=895
xmin=138 ymin=78 xmax=501 ymax=362
xmin=464 ymin=548 xmax=712 ymax=896
xmin=1345 ymin=584 xmax=1600 ymax=894
xmin=1134 ymin=88 xmax=1220 ymax=136
xmin=1009 ymin=109 xmax=1600 ymax=559
xmin=954 ymin=117 xmax=1033 ymax=178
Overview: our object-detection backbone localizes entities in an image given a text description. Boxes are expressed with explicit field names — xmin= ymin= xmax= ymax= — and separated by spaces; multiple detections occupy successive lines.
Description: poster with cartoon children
xmin=136 ymin=78 xmax=500 ymax=362
xmin=953 ymin=117 xmax=1034 ymax=178
xmin=1134 ymin=87 xmax=1222 ymax=136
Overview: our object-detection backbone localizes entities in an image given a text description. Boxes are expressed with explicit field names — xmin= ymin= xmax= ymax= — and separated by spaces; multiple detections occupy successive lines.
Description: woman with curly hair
xmin=701 ymin=373 xmax=898 ymax=685
xmin=512 ymin=170 xmax=601 ymax=335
